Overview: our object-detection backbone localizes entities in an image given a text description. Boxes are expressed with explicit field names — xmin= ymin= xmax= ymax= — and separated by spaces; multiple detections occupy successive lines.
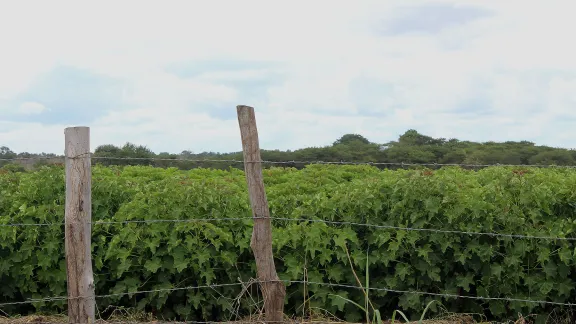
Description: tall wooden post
xmin=64 ymin=127 xmax=95 ymax=323
xmin=236 ymin=105 xmax=286 ymax=323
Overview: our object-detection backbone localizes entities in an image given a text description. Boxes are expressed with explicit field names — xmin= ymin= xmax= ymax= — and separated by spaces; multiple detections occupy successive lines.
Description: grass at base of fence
xmin=0 ymin=304 xmax=491 ymax=324
xmin=0 ymin=314 xmax=488 ymax=324
xmin=0 ymin=304 xmax=568 ymax=323
xmin=0 ymin=304 xmax=544 ymax=324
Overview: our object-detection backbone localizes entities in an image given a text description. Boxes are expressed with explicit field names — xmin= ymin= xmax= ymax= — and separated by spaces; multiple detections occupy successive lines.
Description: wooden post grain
xmin=236 ymin=105 xmax=286 ymax=323
xmin=64 ymin=127 xmax=95 ymax=324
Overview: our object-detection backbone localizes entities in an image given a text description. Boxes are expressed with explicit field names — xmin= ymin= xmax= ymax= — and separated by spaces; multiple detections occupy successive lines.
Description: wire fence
xmin=2 ymin=216 xmax=576 ymax=315
xmin=2 ymin=154 xmax=576 ymax=323
xmin=1 ymin=216 xmax=576 ymax=241
xmin=3 ymin=154 xmax=576 ymax=169
xmin=1 ymin=278 xmax=575 ymax=309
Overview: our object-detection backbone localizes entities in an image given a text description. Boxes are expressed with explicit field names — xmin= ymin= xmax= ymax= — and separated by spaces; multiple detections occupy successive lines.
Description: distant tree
xmin=94 ymin=144 xmax=122 ymax=166
xmin=384 ymin=146 xmax=437 ymax=164
xmin=0 ymin=146 xmax=16 ymax=158
xmin=398 ymin=130 xmax=444 ymax=146
xmin=333 ymin=134 xmax=370 ymax=146
xmin=529 ymin=150 xmax=575 ymax=166
xmin=6 ymin=129 xmax=576 ymax=171
xmin=179 ymin=150 xmax=194 ymax=158
xmin=0 ymin=163 xmax=25 ymax=172
xmin=120 ymin=143 xmax=154 ymax=157
xmin=93 ymin=142 xmax=155 ymax=166
xmin=94 ymin=144 xmax=121 ymax=155
xmin=440 ymin=150 xmax=467 ymax=164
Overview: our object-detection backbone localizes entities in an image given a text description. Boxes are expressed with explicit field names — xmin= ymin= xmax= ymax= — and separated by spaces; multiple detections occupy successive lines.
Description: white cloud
xmin=1 ymin=0 xmax=576 ymax=154
xmin=121 ymin=71 xmax=239 ymax=108
xmin=0 ymin=121 xmax=65 ymax=154
xmin=18 ymin=102 xmax=46 ymax=115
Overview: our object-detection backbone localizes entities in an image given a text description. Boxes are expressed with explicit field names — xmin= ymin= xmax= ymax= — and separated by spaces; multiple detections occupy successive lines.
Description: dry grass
xmin=2 ymin=306 xmax=565 ymax=324
xmin=0 ymin=312 xmax=518 ymax=324
xmin=0 ymin=295 xmax=567 ymax=324
xmin=0 ymin=317 xmax=481 ymax=324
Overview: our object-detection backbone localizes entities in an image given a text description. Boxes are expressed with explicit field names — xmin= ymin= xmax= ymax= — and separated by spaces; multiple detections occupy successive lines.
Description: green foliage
xmin=94 ymin=142 xmax=157 ymax=167
xmin=7 ymin=129 xmax=576 ymax=172
xmin=1 ymin=164 xmax=576 ymax=322
xmin=0 ymin=146 xmax=16 ymax=159
xmin=85 ymin=130 xmax=576 ymax=170
xmin=333 ymin=134 xmax=371 ymax=146
xmin=0 ymin=163 xmax=26 ymax=173
xmin=529 ymin=150 xmax=575 ymax=165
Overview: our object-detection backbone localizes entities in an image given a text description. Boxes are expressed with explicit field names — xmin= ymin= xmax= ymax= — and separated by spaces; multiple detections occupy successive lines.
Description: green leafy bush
xmin=1 ymin=164 xmax=575 ymax=322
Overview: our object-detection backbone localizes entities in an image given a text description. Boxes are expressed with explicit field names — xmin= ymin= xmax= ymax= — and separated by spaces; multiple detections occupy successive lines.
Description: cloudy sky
xmin=1 ymin=1 xmax=575 ymax=154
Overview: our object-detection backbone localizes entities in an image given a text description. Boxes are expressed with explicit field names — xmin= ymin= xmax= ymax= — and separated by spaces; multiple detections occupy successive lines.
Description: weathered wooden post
xmin=64 ymin=126 xmax=95 ymax=323
xmin=236 ymin=105 xmax=286 ymax=323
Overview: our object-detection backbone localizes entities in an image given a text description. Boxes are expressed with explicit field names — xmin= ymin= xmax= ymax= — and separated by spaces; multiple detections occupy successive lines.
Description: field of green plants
xmin=1 ymin=164 xmax=576 ymax=322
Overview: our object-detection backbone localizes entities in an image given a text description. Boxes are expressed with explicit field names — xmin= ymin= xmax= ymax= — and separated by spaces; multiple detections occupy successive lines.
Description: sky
xmin=1 ymin=0 xmax=576 ymax=154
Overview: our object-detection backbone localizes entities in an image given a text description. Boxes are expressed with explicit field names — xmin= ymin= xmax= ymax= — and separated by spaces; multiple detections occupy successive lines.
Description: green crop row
xmin=1 ymin=164 xmax=576 ymax=322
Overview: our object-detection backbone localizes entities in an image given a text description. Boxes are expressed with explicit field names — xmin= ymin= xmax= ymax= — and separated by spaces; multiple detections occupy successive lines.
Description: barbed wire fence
xmin=1 ymin=106 xmax=576 ymax=323
xmin=1 ymin=194 xmax=576 ymax=323
xmin=2 ymin=159 xmax=576 ymax=322
xmin=5 ymin=155 xmax=576 ymax=169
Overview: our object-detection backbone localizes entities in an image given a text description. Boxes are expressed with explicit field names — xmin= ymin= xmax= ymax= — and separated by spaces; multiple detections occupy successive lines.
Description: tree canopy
xmin=2 ymin=130 xmax=575 ymax=170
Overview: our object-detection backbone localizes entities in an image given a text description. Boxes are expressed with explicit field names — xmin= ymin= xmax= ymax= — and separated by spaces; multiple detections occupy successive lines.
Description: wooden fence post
xmin=236 ymin=105 xmax=286 ymax=323
xmin=64 ymin=127 xmax=95 ymax=324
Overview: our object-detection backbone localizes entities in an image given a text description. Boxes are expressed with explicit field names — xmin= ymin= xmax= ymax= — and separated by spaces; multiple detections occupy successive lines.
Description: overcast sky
xmin=1 ymin=1 xmax=575 ymax=154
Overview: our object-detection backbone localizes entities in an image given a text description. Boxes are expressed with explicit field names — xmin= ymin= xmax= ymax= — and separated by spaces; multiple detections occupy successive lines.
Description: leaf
xmin=456 ymin=274 xmax=475 ymax=292
xmin=175 ymin=304 xmax=192 ymax=317
xmin=491 ymin=264 xmax=503 ymax=279
xmin=328 ymin=291 xmax=350 ymax=312
xmin=187 ymin=291 xmax=205 ymax=309
xmin=172 ymin=246 xmax=189 ymax=273
xmin=558 ymin=246 xmax=572 ymax=264
xmin=539 ymin=281 xmax=554 ymax=295
xmin=144 ymin=257 xmax=162 ymax=273
xmin=395 ymin=263 xmax=411 ymax=281
xmin=417 ymin=244 xmax=433 ymax=263
xmin=537 ymin=247 xmax=551 ymax=263
xmin=542 ymin=262 xmax=557 ymax=278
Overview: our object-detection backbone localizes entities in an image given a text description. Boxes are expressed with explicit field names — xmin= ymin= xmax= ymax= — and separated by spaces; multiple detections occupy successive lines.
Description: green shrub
xmin=0 ymin=164 xmax=575 ymax=322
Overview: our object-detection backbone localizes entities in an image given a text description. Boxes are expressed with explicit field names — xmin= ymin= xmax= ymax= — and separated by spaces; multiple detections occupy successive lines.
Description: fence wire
xmin=1 ymin=279 xmax=574 ymax=310
xmin=3 ymin=155 xmax=576 ymax=321
xmin=2 ymin=216 xmax=575 ymax=242
xmin=0 ymin=282 xmax=245 ymax=307
xmin=3 ymin=155 xmax=576 ymax=169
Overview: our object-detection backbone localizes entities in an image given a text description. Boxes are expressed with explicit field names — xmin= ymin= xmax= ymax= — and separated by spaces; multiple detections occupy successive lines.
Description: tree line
xmin=2 ymin=129 xmax=576 ymax=171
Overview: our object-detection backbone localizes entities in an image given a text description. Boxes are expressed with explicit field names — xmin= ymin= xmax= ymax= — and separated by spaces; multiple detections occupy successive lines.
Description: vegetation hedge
xmin=1 ymin=164 xmax=576 ymax=322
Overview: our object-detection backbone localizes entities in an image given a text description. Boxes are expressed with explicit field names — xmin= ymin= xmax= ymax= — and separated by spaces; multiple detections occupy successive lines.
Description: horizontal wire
xmin=1 ymin=279 xmax=575 ymax=310
xmin=1 ymin=216 xmax=575 ymax=242
xmin=0 ymin=217 xmax=254 ymax=227
xmin=268 ymin=217 xmax=576 ymax=241
xmin=0 ymin=157 xmax=63 ymax=161
xmin=0 ymin=283 xmax=244 ymax=307
xmin=289 ymin=280 xmax=576 ymax=307
xmin=2 ymin=155 xmax=576 ymax=169
xmin=91 ymin=217 xmax=253 ymax=225
xmin=0 ymin=222 xmax=64 ymax=227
